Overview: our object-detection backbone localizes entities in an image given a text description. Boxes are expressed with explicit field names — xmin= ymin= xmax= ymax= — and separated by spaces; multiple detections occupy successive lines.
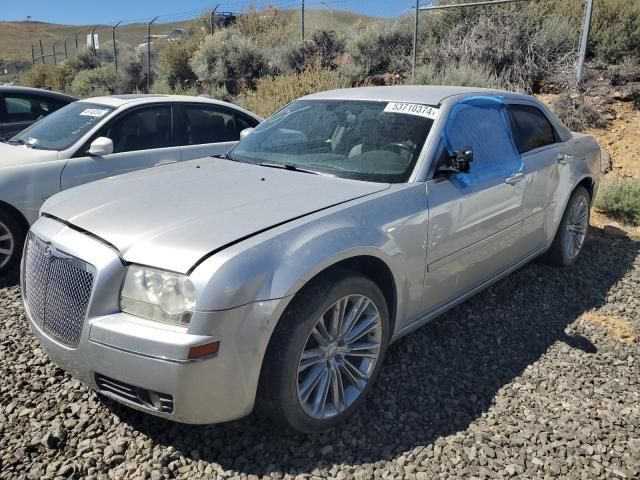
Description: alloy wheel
xmin=0 ymin=221 xmax=14 ymax=270
xmin=296 ymin=294 xmax=383 ymax=420
xmin=563 ymin=195 xmax=589 ymax=261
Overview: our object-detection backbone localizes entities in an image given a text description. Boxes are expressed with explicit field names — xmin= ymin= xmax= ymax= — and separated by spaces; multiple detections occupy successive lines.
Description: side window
xmin=178 ymin=105 xmax=238 ymax=145
xmin=3 ymin=95 xmax=67 ymax=123
xmin=442 ymin=100 xmax=521 ymax=177
xmin=507 ymin=104 xmax=557 ymax=153
xmin=102 ymin=105 xmax=172 ymax=153
xmin=234 ymin=113 xmax=259 ymax=136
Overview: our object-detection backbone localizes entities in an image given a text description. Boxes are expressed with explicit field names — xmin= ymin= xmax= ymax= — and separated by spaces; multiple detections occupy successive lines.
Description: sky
xmin=1 ymin=0 xmax=420 ymax=25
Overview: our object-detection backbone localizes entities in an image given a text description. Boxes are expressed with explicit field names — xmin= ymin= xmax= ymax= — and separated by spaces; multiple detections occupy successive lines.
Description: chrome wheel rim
xmin=297 ymin=294 xmax=382 ymax=420
xmin=563 ymin=195 xmax=589 ymax=261
xmin=0 ymin=221 xmax=14 ymax=270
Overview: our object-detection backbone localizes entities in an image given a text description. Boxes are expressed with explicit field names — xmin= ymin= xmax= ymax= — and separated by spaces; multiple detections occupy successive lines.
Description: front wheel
xmin=259 ymin=271 xmax=389 ymax=433
xmin=544 ymin=186 xmax=590 ymax=266
xmin=0 ymin=210 xmax=26 ymax=276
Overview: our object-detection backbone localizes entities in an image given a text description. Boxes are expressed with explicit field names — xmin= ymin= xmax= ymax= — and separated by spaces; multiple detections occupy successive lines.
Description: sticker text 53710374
xmin=384 ymin=103 xmax=439 ymax=120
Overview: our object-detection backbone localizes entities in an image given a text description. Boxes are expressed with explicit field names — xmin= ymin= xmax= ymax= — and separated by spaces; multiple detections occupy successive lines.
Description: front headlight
xmin=120 ymin=265 xmax=197 ymax=326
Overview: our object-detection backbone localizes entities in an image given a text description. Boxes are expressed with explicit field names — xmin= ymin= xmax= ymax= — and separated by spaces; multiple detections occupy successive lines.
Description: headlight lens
xmin=120 ymin=265 xmax=197 ymax=326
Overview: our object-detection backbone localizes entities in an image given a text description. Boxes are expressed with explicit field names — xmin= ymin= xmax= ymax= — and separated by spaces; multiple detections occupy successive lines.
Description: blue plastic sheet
xmin=442 ymin=96 xmax=522 ymax=185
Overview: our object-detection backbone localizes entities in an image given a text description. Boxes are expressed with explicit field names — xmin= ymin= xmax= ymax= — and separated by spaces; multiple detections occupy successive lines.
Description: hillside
xmin=0 ymin=9 xmax=384 ymax=62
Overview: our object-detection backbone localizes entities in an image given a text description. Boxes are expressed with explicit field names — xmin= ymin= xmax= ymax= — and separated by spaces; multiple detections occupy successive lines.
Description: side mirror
xmin=450 ymin=146 xmax=473 ymax=173
xmin=239 ymin=127 xmax=255 ymax=140
xmin=87 ymin=137 xmax=114 ymax=156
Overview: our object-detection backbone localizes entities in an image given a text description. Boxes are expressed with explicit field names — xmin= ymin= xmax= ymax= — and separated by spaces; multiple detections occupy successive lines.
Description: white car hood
xmin=42 ymin=158 xmax=389 ymax=273
xmin=0 ymin=142 xmax=60 ymax=169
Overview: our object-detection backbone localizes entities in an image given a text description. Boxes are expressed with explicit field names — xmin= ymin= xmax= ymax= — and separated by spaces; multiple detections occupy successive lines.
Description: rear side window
xmin=3 ymin=95 xmax=67 ymax=123
xmin=507 ymin=104 xmax=557 ymax=153
xmin=177 ymin=105 xmax=238 ymax=145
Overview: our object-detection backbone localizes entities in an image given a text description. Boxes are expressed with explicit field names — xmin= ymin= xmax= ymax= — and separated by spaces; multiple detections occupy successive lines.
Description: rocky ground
xmin=0 ymin=223 xmax=639 ymax=480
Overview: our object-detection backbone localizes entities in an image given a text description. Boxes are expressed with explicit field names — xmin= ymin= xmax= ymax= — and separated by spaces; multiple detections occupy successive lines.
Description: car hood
xmin=43 ymin=159 xmax=389 ymax=273
xmin=0 ymin=142 xmax=60 ymax=168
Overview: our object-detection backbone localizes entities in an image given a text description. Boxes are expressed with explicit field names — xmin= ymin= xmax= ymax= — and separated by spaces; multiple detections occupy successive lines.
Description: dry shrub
xmin=348 ymin=22 xmax=413 ymax=77
xmin=236 ymin=6 xmax=291 ymax=48
xmin=284 ymin=30 xmax=345 ymax=73
xmin=243 ymin=68 xmax=349 ymax=118
xmin=21 ymin=64 xmax=75 ymax=92
xmin=549 ymin=93 xmax=612 ymax=131
xmin=157 ymin=37 xmax=198 ymax=90
xmin=410 ymin=62 xmax=503 ymax=89
xmin=594 ymin=178 xmax=640 ymax=227
xmin=70 ymin=66 xmax=117 ymax=97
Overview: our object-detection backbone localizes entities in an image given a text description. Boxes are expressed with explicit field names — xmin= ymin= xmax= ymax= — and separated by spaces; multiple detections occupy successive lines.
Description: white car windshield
xmin=230 ymin=100 xmax=436 ymax=183
xmin=10 ymin=102 xmax=115 ymax=151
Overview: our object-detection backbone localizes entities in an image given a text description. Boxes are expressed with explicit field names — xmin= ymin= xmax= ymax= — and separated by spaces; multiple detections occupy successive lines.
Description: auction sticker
xmin=384 ymin=102 xmax=439 ymax=120
xmin=79 ymin=108 xmax=109 ymax=117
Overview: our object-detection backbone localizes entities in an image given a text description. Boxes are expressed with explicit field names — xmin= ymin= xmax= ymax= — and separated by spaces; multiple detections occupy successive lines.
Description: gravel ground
xmin=1 ymin=226 xmax=639 ymax=480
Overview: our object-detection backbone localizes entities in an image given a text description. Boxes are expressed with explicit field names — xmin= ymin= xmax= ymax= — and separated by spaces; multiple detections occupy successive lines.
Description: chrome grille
xmin=23 ymin=234 xmax=94 ymax=347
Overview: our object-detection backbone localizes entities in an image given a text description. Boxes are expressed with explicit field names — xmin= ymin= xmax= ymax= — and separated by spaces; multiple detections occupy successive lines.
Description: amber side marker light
xmin=188 ymin=341 xmax=220 ymax=359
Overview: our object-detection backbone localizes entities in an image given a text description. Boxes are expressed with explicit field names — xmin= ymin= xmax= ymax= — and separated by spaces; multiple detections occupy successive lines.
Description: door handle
xmin=557 ymin=153 xmax=574 ymax=164
xmin=505 ymin=172 xmax=525 ymax=185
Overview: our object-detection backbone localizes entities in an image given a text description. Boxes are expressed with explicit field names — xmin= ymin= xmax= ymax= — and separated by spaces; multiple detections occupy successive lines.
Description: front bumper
xmin=23 ymin=217 xmax=286 ymax=424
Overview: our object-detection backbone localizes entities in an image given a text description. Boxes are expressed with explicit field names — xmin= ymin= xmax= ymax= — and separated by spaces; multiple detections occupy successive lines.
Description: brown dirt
xmin=579 ymin=310 xmax=637 ymax=345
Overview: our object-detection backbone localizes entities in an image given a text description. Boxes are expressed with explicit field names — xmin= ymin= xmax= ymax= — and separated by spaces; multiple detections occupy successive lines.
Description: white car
xmin=0 ymin=94 xmax=261 ymax=273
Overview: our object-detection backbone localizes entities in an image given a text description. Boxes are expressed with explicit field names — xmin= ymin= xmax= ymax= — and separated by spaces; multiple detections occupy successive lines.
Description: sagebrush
xmin=594 ymin=179 xmax=640 ymax=226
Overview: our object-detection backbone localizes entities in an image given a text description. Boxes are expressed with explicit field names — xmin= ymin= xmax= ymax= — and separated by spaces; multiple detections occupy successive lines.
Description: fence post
xmin=576 ymin=0 xmax=593 ymax=83
xmin=52 ymin=42 xmax=57 ymax=65
xmin=412 ymin=0 xmax=419 ymax=79
xmin=39 ymin=39 xmax=45 ymax=64
xmin=63 ymin=35 xmax=69 ymax=59
xmin=146 ymin=16 xmax=159 ymax=92
xmin=31 ymin=45 xmax=35 ymax=65
xmin=112 ymin=21 xmax=121 ymax=73
xmin=210 ymin=5 xmax=219 ymax=35
xmin=301 ymin=0 xmax=305 ymax=41
xmin=90 ymin=25 xmax=98 ymax=57
xmin=75 ymin=31 xmax=81 ymax=51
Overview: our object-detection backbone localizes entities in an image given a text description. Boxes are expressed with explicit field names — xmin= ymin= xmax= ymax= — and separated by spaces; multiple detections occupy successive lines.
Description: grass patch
xmin=594 ymin=178 xmax=640 ymax=226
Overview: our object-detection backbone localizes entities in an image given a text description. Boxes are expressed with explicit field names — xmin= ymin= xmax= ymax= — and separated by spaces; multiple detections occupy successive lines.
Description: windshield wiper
xmin=257 ymin=162 xmax=323 ymax=176
xmin=211 ymin=151 xmax=236 ymax=161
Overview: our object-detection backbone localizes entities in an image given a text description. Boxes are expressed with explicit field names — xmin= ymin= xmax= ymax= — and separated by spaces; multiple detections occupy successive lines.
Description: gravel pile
xmin=1 ymin=228 xmax=639 ymax=479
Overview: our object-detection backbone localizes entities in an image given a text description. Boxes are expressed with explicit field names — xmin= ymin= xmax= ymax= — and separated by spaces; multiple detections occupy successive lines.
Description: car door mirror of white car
xmin=239 ymin=128 xmax=255 ymax=140
xmin=87 ymin=137 xmax=114 ymax=156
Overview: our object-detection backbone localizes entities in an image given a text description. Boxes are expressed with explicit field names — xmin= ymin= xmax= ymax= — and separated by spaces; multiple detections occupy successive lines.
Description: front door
xmin=61 ymin=104 xmax=180 ymax=190
xmin=424 ymin=98 xmax=525 ymax=310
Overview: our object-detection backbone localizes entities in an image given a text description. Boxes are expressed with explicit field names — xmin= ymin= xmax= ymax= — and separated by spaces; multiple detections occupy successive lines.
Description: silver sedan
xmin=22 ymin=86 xmax=602 ymax=433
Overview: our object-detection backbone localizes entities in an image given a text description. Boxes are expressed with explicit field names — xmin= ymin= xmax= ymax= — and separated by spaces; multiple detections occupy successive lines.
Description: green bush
xmin=157 ymin=38 xmax=198 ymax=90
xmin=348 ymin=23 xmax=413 ymax=77
xmin=410 ymin=62 xmax=504 ymax=88
xmin=116 ymin=52 xmax=145 ymax=94
xmin=591 ymin=0 xmax=640 ymax=62
xmin=190 ymin=29 xmax=268 ymax=94
xmin=67 ymin=48 xmax=101 ymax=72
xmin=594 ymin=178 xmax=640 ymax=226
xmin=70 ymin=66 xmax=117 ymax=97
xmin=284 ymin=30 xmax=345 ymax=73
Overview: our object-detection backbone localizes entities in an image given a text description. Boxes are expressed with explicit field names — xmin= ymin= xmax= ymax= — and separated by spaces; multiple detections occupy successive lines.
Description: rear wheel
xmin=259 ymin=271 xmax=389 ymax=433
xmin=0 ymin=210 xmax=26 ymax=276
xmin=544 ymin=186 xmax=590 ymax=266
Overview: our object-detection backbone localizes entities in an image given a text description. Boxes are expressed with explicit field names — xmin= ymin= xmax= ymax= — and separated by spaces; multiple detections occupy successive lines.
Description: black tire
xmin=259 ymin=269 xmax=389 ymax=433
xmin=543 ymin=186 xmax=590 ymax=267
xmin=0 ymin=209 xmax=26 ymax=276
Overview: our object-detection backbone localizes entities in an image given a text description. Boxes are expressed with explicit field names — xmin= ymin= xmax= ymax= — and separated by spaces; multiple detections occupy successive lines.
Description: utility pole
xmin=147 ymin=16 xmax=158 ymax=92
xmin=576 ymin=0 xmax=593 ymax=83
xmin=39 ymin=39 xmax=45 ymax=64
xmin=301 ymin=0 xmax=305 ymax=41
xmin=412 ymin=0 xmax=419 ymax=78
xmin=112 ymin=21 xmax=121 ymax=72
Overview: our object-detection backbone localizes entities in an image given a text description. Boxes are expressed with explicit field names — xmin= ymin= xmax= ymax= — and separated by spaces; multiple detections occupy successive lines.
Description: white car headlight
xmin=120 ymin=265 xmax=197 ymax=326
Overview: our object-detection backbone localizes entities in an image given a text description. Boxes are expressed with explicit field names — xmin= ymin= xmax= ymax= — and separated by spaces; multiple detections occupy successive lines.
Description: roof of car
xmin=80 ymin=94 xmax=262 ymax=120
xmin=301 ymin=85 xmax=525 ymax=105
xmin=0 ymin=85 xmax=77 ymax=101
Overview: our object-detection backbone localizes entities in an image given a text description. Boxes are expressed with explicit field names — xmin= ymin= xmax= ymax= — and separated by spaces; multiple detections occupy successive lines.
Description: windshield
xmin=11 ymin=102 xmax=115 ymax=151
xmin=231 ymin=100 xmax=436 ymax=183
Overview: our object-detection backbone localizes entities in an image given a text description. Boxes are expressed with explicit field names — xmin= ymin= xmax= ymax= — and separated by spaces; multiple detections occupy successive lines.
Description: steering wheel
xmin=381 ymin=142 xmax=414 ymax=155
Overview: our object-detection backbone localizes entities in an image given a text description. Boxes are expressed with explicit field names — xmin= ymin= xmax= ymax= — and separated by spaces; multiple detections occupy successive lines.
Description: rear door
xmin=176 ymin=103 xmax=259 ymax=160
xmin=424 ymin=97 xmax=525 ymax=309
xmin=61 ymin=104 xmax=180 ymax=190
xmin=506 ymin=103 xmax=562 ymax=254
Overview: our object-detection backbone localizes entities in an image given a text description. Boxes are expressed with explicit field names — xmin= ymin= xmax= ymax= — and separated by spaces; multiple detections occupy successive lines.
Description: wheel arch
xmin=0 ymin=200 xmax=30 ymax=234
